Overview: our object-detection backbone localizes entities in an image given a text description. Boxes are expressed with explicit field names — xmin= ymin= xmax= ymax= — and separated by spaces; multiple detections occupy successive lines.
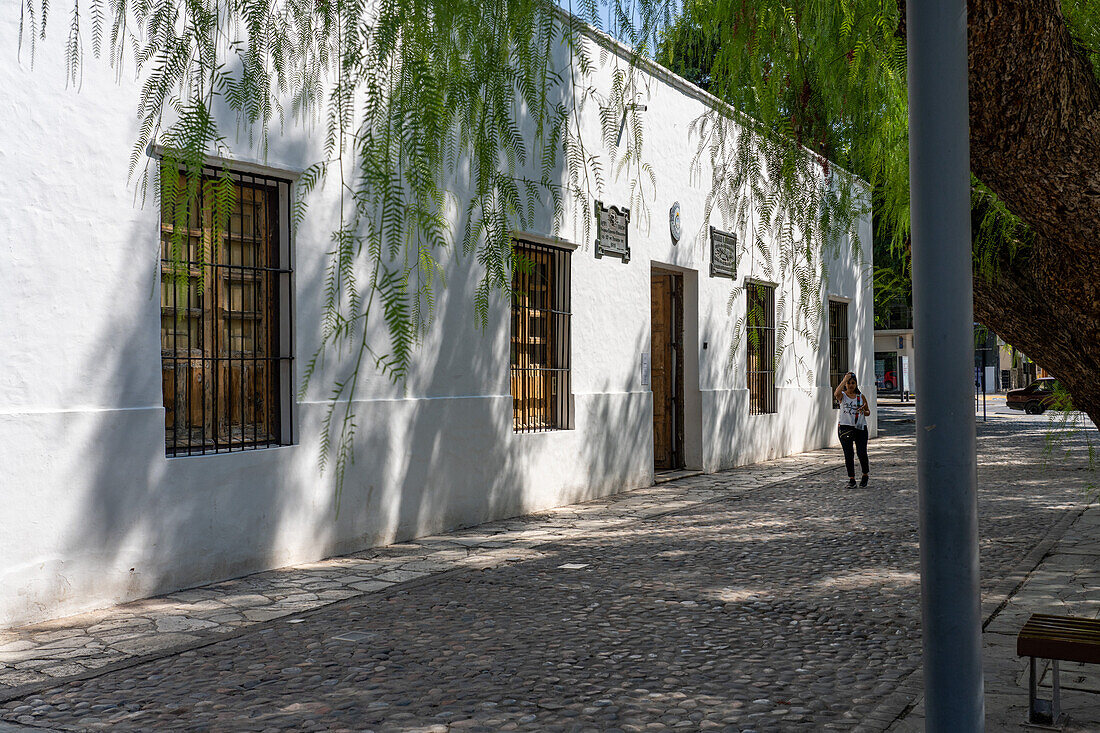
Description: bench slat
xmin=1018 ymin=614 xmax=1100 ymax=664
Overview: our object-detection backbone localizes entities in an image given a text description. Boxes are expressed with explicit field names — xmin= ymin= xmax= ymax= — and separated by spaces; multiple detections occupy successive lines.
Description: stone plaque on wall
xmin=709 ymin=226 xmax=737 ymax=279
xmin=595 ymin=200 xmax=630 ymax=262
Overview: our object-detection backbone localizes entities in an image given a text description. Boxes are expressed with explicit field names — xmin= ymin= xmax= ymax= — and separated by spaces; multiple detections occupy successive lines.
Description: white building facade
xmin=0 ymin=13 xmax=874 ymax=628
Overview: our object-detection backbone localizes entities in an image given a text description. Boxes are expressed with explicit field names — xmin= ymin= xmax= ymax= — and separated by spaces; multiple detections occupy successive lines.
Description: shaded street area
xmin=2 ymin=407 xmax=1097 ymax=731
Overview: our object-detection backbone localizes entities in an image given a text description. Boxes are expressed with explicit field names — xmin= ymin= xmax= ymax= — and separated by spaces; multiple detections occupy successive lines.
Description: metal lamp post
xmin=907 ymin=0 xmax=985 ymax=729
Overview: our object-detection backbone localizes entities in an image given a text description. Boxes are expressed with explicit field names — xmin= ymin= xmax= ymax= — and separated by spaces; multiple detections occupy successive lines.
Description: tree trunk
xmin=972 ymin=245 xmax=1100 ymax=428
xmin=964 ymin=1 xmax=1100 ymax=427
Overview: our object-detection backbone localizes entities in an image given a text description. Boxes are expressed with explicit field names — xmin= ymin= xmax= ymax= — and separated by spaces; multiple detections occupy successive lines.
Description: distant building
xmin=873 ymin=301 xmax=1041 ymax=396
xmin=873 ymin=302 xmax=915 ymax=394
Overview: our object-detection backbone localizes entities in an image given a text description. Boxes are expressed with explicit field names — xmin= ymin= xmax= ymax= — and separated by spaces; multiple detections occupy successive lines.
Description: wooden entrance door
xmin=651 ymin=270 xmax=684 ymax=470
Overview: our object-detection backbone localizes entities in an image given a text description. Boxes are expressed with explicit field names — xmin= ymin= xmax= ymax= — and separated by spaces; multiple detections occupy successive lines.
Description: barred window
xmin=510 ymin=240 xmax=571 ymax=432
xmin=160 ymin=166 xmax=293 ymax=455
xmin=829 ymin=300 xmax=850 ymax=408
xmin=747 ymin=282 xmax=776 ymax=415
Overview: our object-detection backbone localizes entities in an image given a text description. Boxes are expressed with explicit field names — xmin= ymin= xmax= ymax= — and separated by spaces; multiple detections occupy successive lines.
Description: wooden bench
xmin=1017 ymin=613 xmax=1100 ymax=726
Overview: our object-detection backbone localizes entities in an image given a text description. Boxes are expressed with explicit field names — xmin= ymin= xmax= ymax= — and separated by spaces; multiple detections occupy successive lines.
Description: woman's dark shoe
xmin=860 ymin=474 xmax=869 ymax=487
xmin=847 ymin=478 xmax=857 ymax=489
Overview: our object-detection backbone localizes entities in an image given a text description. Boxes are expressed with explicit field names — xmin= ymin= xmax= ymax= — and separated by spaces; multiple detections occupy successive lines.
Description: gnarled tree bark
xmin=914 ymin=0 xmax=1100 ymax=427
xmin=972 ymin=240 xmax=1100 ymax=428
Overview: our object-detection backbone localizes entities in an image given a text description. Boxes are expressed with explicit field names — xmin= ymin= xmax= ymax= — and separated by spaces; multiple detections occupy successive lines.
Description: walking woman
xmin=834 ymin=371 xmax=871 ymax=487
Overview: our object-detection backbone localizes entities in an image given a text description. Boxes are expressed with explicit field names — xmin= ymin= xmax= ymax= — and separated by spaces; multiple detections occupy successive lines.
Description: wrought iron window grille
xmin=746 ymin=282 xmax=777 ymax=415
xmin=511 ymin=239 xmax=572 ymax=432
xmin=160 ymin=165 xmax=294 ymax=456
xmin=829 ymin=300 xmax=850 ymax=409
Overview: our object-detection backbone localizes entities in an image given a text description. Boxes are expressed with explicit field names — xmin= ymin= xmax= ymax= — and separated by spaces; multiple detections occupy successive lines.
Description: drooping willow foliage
xmin=659 ymin=0 xmax=1100 ymax=312
xmin=30 ymin=0 xmax=1097 ymax=493
xmin=19 ymin=0 xmax=617 ymax=497
xmin=658 ymin=0 xmax=907 ymax=317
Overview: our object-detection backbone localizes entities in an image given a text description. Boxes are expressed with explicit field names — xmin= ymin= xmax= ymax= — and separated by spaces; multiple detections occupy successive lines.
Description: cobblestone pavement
xmin=0 ymin=409 xmax=1095 ymax=731
xmin=0 ymin=443 xmax=851 ymax=699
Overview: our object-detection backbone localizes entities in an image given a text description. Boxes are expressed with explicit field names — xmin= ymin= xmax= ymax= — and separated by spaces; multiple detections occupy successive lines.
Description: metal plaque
xmin=669 ymin=201 xmax=682 ymax=243
xmin=595 ymin=200 xmax=631 ymax=262
xmin=710 ymin=226 xmax=737 ymax=279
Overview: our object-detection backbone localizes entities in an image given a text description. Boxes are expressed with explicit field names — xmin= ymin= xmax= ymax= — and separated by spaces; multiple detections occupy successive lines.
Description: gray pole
xmin=907 ymin=0 xmax=985 ymax=730
xmin=982 ymin=348 xmax=988 ymax=422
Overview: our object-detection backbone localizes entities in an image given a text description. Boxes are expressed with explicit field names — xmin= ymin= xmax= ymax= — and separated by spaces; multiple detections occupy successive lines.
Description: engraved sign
xmin=595 ymin=200 xmax=630 ymax=262
xmin=709 ymin=226 xmax=737 ymax=279
xmin=669 ymin=201 xmax=682 ymax=243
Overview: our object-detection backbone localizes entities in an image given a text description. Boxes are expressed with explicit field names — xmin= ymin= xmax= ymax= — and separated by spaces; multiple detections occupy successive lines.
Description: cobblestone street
xmin=1 ymin=408 xmax=1096 ymax=732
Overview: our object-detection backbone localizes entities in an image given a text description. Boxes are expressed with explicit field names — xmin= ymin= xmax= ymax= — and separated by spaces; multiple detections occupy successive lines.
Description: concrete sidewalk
xmin=887 ymin=505 xmax=1100 ymax=732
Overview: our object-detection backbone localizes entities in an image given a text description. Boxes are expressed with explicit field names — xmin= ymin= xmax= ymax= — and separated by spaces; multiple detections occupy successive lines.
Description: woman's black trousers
xmin=839 ymin=426 xmax=869 ymax=478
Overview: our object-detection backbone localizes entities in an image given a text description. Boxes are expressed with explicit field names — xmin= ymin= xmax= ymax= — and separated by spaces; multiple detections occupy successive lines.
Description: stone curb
xmin=0 ymin=448 xmax=855 ymax=707
xmin=637 ymin=461 xmax=841 ymax=522
xmin=980 ymin=503 xmax=1089 ymax=632
xmin=854 ymin=501 xmax=1090 ymax=733
xmin=0 ymin=564 xmax=476 ymax=707
xmin=0 ymin=722 xmax=61 ymax=732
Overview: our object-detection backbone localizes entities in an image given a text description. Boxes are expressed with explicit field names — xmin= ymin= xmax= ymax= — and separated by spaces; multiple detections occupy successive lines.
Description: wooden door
xmin=651 ymin=270 xmax=683 ymax=469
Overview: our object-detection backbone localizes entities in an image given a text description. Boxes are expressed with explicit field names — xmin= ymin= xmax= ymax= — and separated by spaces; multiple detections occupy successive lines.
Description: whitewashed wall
xmin=0 ymin=12 xmax=873 ymax=628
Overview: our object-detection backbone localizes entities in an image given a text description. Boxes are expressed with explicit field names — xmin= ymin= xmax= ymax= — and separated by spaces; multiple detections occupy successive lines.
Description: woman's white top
xmin=839 ymin=391 xmax=868 ymax=430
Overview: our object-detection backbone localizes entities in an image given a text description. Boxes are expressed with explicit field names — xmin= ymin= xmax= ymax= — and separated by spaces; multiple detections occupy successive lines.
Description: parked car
xmin=1006 ymin=377 xmax=1060 ymax=414
xmin=876 ymin=370 xmax=897 ymax=391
